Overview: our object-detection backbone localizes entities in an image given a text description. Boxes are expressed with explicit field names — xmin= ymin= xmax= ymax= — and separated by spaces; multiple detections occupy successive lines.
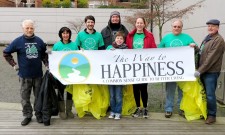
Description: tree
xmin=67 ymin=19 xmax=84 ymax=34
xmin=125 ymin=0 xmax=205 ymax=41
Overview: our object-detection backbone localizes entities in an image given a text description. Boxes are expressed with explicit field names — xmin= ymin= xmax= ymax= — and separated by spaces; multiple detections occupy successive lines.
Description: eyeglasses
xmin=173 ymin=26 xmax=182 ymax=28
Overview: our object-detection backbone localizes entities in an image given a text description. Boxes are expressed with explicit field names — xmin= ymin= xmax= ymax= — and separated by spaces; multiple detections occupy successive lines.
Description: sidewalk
xmin=1 ymin=102 xmax=225 ymax=124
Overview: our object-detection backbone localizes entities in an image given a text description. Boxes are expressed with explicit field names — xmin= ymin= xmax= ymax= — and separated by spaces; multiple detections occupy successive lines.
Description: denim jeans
xmin=165 ymin=82 xmax=183 ymax=112
xmin=109 ymin=85 xmax=123 ymax=114
xmin=201 ymin=72 xmax=220 ymax=117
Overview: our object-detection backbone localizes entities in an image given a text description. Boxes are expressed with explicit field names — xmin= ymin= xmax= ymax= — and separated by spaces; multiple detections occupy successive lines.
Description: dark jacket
xmin=126 ymin=28 xmax=157 ymax=49
xmin=198 ymin=33 xmax=225 ymax=74
xmin=101 ymin=22 xmax=128 ymax=49
xmin=35 ymin=70 xmax=58 ymax=126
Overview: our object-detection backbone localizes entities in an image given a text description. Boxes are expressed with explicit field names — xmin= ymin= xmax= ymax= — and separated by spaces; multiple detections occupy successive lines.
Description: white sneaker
xmin=108 ymin=112 xmax=115 ymax=119
xmin=114 ymin=113 xmax=121 ymax=120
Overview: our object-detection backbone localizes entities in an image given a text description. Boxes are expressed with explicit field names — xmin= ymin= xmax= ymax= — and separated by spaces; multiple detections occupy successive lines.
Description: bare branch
xmin=125 ymin=0 xmax=205 ymax=41
xmin=67 ymin=19 xmax=84 ymax=34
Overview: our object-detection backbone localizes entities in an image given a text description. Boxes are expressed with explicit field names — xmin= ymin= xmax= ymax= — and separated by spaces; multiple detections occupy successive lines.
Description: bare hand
xmin=13 ymin=65 xmax=19 ymax=71
xmin=189 ymin=43 xmax=196 ymax=48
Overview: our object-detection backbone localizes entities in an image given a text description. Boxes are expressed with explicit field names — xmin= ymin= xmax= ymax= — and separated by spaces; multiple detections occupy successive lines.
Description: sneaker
xmin=114 ymin=113 xmax=121 ymax=120
xmin=165 ymin=112 xmax=172 ymax=118
xmin=132 ymin=108 xmax=142 ymax=117
xmin=108 ymin=112 xmax=115 ymax=119
xmin=21 ymin=118 xmax=31 ymax=126
xmin=143 ymin=108 xmax=149 ymax=118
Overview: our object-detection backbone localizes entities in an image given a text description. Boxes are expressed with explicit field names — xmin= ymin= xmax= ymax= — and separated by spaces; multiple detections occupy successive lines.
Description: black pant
xmin=133 ymin=83 xmax=148 ymax=108
xmin=56 ymin=80 xmax=72 ymax=101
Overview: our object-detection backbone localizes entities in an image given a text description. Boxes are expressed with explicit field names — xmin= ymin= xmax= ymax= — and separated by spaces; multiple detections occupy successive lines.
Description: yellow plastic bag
xmin=177 ymin=78 xmax=207 ymax=121
xmin=66 ymin=84 xmax=109 ymax=119
xmin=89 ymin=85 xmax=109 ymax=119
xmin=122 ymin=85 xmax=137 ymax=115
xmin=66 ymin=84 xmax=92 ymax=118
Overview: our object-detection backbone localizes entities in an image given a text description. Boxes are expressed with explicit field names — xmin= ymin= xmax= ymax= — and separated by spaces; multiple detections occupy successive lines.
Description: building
xmin=0 ymin=0 xmax=133 ymax=8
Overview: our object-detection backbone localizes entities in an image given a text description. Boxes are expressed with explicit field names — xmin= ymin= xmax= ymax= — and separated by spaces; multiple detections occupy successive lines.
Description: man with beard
xmin=101 ymin=11 xmax=128 ymax=49
xmin=75 ymin=15 xmax=104 ymax=50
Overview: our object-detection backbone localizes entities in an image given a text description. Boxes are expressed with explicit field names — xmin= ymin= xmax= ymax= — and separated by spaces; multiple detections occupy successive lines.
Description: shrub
xmin=77 ymin=0 xmax=88 ymax=8
xmin=42 ymin=0 xmax=52 ymax=7
xmin=52 ymin=0 xmax=61 ymax=8
xmin=62 ymin=0 xmax=71 ymax=8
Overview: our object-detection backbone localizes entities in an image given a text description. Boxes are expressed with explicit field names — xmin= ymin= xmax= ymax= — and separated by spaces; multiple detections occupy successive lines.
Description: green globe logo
xmin=59 ymin=52 xmax=90 ymax=83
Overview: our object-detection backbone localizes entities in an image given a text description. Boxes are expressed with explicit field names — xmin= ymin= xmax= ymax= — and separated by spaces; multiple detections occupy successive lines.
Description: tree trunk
xmin=159 ymin=26 xmax=162 ymax=42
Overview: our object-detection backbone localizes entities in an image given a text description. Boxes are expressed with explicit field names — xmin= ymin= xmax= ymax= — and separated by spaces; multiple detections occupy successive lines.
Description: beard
xmin=87 ymin=26 xmax=94 ymax=30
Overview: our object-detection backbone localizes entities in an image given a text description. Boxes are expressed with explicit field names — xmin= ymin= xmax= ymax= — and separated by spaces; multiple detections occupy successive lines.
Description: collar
xmin=84 ymin=28 xmax=96 ymax=34
xmin=23 ymin=34 xmax=35 ymax=39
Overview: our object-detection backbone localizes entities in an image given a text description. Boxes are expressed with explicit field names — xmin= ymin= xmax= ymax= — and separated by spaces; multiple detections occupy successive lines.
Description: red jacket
xmin=126 ymin=28 xmax=157 ymax=49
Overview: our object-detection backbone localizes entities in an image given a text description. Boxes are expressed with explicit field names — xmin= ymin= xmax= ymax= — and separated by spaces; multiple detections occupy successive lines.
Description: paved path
xmin=1 ymin=103 xmax=225 ymax=135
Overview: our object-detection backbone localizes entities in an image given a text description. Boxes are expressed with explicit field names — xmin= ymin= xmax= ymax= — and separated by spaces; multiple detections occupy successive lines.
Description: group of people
xmin=3 ymin=10 xmax=225 ymax=126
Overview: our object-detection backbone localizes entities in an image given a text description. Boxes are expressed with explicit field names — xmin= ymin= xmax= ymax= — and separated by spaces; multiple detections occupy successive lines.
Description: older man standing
xmin=3 ymin=19 xmax=48 ymax=126
xmin=194 ymin=19 xmax=225 ymax=124
xmin=158 ymin=19 xmax=196 ymax=118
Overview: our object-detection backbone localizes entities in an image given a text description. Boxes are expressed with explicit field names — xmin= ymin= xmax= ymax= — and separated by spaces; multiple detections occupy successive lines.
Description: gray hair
xmin=172 ymin=19 xmax=183 ymax=27
xmin=22 ymin=19 xmax=35 ymax=28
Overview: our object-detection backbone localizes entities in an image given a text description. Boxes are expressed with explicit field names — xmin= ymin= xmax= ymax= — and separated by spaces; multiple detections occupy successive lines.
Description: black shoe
xmin=36 ymin=117 xmax=43 ymax=123
xmin=44 ymin=120 xmax=50 ymax=126
xmin=21 ymin=118 xmax=31 ymax=126
xmin=178 ymin=110 xmax=185 ymax=118
xmin=165 ymin=112 xmax=172 ymax=118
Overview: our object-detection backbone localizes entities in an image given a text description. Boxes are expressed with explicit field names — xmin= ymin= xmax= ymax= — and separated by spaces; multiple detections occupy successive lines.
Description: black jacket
xmin=101 ymin=23 xmax=128 ymax=49
xmin=35 ymin=70 xmax=58 ymax=125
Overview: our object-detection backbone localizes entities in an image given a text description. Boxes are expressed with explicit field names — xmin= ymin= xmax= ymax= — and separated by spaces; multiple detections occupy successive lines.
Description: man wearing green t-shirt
xmin=158 ymin=20 xmax=196 ymax=118
xmin=75 ymin=15 xmax=105 ymax=50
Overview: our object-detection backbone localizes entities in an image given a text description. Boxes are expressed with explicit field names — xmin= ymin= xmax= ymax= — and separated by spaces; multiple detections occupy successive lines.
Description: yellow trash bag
xmin=89 ymin=85 xmax=109 ymax=119
xmin=122 ymin=85 xmax=137 ymax=115
xmin=66 ymin=84 xmax=109 ymax=119
xmin=66 ymin=84 xmax=92 ymax=118
xmin=177 ymin=78 xmax=207 ymax=121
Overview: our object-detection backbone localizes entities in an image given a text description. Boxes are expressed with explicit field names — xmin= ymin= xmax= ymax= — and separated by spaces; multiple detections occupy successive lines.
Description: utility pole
xmin=150 ymin=0 xmax=153 ymax=32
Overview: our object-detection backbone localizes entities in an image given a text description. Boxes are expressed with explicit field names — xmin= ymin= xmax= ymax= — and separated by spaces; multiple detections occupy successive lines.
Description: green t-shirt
xmin=106 ymin=45 xmax=113 ymax=50
xmin=52 ymin=41 xmax=78 ymax=51
xmin=133 ymin=33 xmax=145 ymax=49
xmin=75 ymin=30 xmax=104 ymax=50
xmin=158 ymin=33 xmax=196 ymax=48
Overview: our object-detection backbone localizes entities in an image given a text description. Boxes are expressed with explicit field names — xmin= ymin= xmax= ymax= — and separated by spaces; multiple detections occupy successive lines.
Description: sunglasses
xmin=173 ymin=26 xmax=182 ymax=28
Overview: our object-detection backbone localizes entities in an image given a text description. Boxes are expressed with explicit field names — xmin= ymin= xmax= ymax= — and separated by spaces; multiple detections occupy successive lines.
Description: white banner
xmin=49 ymin=46 xmax=196 ymax=85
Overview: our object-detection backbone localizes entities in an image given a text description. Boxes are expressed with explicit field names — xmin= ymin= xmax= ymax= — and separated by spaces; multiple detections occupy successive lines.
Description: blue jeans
xmin=165 ymin=82 xmax=183 ymax=112
xmin=109 ymin=85 xmax=123 ymax=114
xmin=201 ymin=72 xmax=220 ymax=117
